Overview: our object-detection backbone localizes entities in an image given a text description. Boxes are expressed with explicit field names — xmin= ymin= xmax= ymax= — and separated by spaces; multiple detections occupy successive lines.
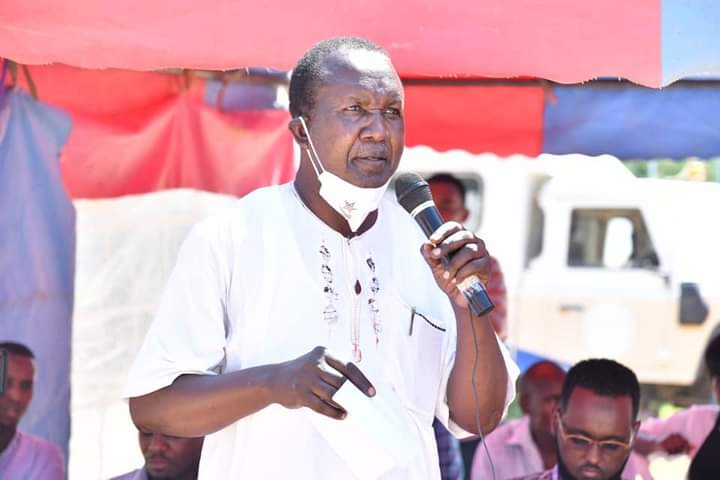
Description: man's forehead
xmin=342 ymin=48 xmax=395 ymax=73
xmin=533 ymin=377 xmax=564 ymax=397
xmin=564 ymin=387 xmax=633 ymax=429
xmin=7 ymin=354 xmax=35 ymax=376
xmin=430 ymin=182 xmax=463 ymax=200
xmin=319 ymin=49 xmax=402 ymax=97
xmin=528 ymin=372 xmax=565 ymax=391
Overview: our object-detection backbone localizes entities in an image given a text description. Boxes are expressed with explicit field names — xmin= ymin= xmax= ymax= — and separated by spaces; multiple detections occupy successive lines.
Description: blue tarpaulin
xmin=544 ymin=84 xmax=720 ymax=160
xmin=0 ymin=89 xmax=73 ymax=459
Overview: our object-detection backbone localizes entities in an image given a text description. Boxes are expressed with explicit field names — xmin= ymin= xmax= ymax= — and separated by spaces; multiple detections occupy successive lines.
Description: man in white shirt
xmin=125 ymin=36 xmax=518 ymax=479
xmin=112 ymin=430 xmax=203 ymax=480
xmin=0 ymin=342 xmax=64 ymax=479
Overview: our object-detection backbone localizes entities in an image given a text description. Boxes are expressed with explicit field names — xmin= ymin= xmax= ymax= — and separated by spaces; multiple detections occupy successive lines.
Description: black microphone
xmin=395 ymin=172 xmax=494 ymax=317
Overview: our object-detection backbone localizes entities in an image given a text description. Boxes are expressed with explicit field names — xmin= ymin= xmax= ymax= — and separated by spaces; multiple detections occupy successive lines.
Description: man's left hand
xmin=420 ymin=221 xmax=491 ymax=309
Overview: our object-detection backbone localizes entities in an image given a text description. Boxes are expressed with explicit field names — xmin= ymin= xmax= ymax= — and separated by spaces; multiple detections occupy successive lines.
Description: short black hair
xmin=0 ymin=341 xmax=35 ymax=359
xmin=705 ymin=334 xmax=720 ymax=377
xmin=427 ymin=173 xmax=467 ymax=199
xmin=289 ymin=36 xmax=389 ymax=119
xmin=560 ymin=359 xmax=640 ymax=420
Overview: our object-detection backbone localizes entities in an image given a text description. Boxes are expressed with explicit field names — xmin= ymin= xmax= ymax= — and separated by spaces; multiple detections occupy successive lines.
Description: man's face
xmin=428 ymin=181 xmax=468 ymax=223
xmin=0 ymin=354 xmax=34 ymax=430
xmin=139 ymin=432 xmax=204 ymax=479
xmin=525 ymin=375 xmax=564 ymax=437
xmin=302 ymin=48 xmax=404 ymax=188
xmin=555 ymin=387 xmax=637 ymax=480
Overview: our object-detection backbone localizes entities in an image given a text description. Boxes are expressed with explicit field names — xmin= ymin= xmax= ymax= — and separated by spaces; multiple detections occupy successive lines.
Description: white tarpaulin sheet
xmin=70 ymin=188 xmax=236 ymax=479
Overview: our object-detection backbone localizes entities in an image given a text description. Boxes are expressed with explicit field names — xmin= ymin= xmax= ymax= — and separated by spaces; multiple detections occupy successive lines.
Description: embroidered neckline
xmin=318 ymin=240 xmax=382 ymax=363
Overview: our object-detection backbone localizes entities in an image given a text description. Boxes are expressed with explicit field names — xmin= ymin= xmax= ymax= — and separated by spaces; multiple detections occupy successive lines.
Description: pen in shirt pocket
xmin=408 ymin=306 xmax=446 ymax=336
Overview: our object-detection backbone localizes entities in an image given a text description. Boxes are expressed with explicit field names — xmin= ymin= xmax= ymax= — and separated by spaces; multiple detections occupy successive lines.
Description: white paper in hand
xmin=307 ymin=380 xmax=418 ymax=479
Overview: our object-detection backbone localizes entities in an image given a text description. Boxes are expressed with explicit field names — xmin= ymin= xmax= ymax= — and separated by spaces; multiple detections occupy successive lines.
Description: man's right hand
xmin=270 ymin=346 xmax=375 ymax=420
xmin=659 ymin=433 xmax=692 ymax=455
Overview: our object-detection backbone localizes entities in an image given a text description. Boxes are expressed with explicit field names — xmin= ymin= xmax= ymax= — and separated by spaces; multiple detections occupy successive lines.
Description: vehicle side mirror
xmin=679 ymin=283 xmax=708 ymax=325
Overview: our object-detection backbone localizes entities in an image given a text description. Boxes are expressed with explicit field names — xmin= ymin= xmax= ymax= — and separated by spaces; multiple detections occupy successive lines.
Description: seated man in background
xmin=112 ymin=430 xmax=203 ymax=480
xmin=634 ymin=333 xmax=720 ymax=479
xmin=518 ymin=359 xmax=652 ymax=480
xmin=0 ymin=341 xmax=64 ymax=479
xmin=471 ymin=360 xmax=566 ymax=479
xmin=428 ymin=173 xmax=509 ymax=479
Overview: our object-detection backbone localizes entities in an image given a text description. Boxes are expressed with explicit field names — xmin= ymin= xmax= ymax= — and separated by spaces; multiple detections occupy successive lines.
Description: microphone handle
xmin=415 ymin=207 xmax=495 ymax=317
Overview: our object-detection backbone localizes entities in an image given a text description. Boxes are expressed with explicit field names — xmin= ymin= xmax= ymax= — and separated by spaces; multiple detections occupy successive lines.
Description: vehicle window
xmin=526 ymin=197 xmax=545 ymax=265
xmin=457 ymin=175 xmax=484 ymax=231
xmin=568 ymin=209 xmax=660 ymax=269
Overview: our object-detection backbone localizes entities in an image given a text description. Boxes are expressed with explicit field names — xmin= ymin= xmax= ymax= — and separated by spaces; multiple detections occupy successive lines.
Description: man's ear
xmin=288 ymin=117 xmax=310 ymax=148
xmin=460 ymin=207 xmax=470 ymax=223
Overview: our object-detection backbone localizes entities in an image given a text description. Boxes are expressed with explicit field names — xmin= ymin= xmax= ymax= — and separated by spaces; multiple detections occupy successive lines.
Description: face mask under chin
xmin=298 ymin=116 xmax=391 ymax=232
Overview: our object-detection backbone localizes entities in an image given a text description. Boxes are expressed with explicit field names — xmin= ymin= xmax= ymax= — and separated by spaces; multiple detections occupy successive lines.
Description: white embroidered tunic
xmin=125 ymin=183 xmax=518 ymax=479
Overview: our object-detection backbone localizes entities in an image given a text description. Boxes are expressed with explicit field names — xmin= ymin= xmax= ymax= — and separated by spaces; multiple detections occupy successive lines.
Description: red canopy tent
xmin=1 ymin=0 xmax=660 ymax=84
xmin=6 ymin=0 xmax=718 ymax=181
xmin=0 ymin=0 xmax=661 ymax=167
xmin=4 ymin=0 xmax=720 ymax=178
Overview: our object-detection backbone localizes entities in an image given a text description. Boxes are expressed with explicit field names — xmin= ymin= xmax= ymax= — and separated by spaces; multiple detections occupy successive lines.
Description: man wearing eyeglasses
xmin=517 ymin=359 xmax=651 ymax=480
xmin=471 ymin=360 xmax=566 ymax=480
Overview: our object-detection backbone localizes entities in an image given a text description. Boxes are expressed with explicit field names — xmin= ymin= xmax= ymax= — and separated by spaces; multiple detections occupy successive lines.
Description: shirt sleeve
xmin=434 ymin=308 xmax=520 ymax=439
xmin=638 ymin=405 xmax=719 ymax=450
xmin=123 ymin=215 xmax=233 ymax=398
xmin=639 ymin=410 xmax=693 ymax=439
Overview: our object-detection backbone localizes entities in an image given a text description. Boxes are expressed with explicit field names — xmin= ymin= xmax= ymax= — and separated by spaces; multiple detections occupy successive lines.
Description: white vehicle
xmin=398 ymin=146 xmax=719 ymax=402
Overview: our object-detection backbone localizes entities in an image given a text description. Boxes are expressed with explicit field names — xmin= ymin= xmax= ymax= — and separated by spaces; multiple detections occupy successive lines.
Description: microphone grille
xmin=395 ymin=172 xmax=433 ymax=213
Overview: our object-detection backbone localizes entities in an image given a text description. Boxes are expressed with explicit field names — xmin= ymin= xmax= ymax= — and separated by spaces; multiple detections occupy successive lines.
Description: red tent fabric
xmin=404 ymin=84 xmax=545 ymax=156
xmin=61 ymin=95 xmax=294 ymax=198
xmin=8 ymin=64 xmax=198 ymax=115
xmin=10 ymin=66 xmax=546 ymax=188
xmin=9 ymin=65 xmax=295 ymax=198
xmin=0 ymin=0 xmax=660 ymax=85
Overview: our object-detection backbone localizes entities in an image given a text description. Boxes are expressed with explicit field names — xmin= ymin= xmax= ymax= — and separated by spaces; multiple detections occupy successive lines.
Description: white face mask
xmin=298 ymin=116 xmax=390 ymax=232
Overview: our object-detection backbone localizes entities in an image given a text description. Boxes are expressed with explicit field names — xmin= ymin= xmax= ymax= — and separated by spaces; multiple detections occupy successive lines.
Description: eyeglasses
xmin=556 ymin=413 xmax=634 ymax=457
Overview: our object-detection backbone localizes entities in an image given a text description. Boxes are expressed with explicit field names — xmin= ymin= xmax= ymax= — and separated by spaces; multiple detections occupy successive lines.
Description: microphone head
xmin=395 ymin=172 xmax=433 ymax=214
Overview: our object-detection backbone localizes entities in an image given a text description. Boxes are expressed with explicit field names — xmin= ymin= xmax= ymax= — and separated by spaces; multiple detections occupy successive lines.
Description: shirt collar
xmin=507 ymin=414 xmax=533 ymax=447
xmin=288 ymin=182 xmax=386 ymax=241
xmin=551 ymin=465 xmax=560 ymax=480
xmin=0 ymin=431 xmax=21 ymax=462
